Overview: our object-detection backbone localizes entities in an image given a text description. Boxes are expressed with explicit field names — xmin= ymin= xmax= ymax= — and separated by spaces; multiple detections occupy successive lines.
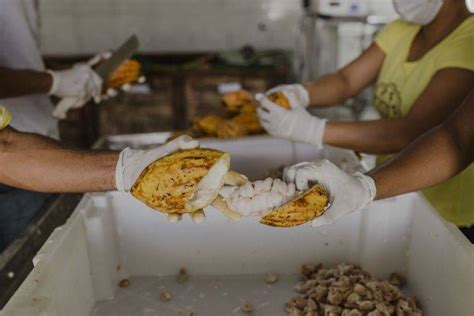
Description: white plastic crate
xmin=2 ymin=137 xmax=473 ymax=316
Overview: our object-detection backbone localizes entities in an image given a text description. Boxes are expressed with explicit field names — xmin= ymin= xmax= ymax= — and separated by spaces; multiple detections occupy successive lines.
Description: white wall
xmin=368 ymin=0 xmax=395 ymax=16
xmin=39 ymin=0 xmax=404 ymax=55
xmin=38 ymin=0 xmax=473 ymax=55
xmin=39 ymin=0 xmax=303 ymax=55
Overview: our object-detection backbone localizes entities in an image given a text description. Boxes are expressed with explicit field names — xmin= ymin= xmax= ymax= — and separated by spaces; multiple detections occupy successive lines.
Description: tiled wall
xmin=38 ymin=0 xmax=474 ymax=56
xmin=38 ymin=0 xmax=401 ymax=55
xmin=39 ymin=0 xmax=303 ymax=55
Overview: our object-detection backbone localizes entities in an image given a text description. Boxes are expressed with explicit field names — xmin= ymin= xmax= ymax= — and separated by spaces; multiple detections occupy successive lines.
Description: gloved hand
xmin=266 ymin=84 xmax=310 ymax=109
xmin=256 ymin=94 xmax=327 ymax=148
xmin=47 ymin=63 xmax=102 ymax=104
xmin=115 ymin=135 xmax=199 ymax=192
xmin=50 ymin=51 xmax=136 ymax=119
xmin=283 ymin=160 xmax=376 ymax=227
xmin=115 ymin=135 xmax=203 ymax=224
xmin=86 ymin=51 xmax=112 ymax=103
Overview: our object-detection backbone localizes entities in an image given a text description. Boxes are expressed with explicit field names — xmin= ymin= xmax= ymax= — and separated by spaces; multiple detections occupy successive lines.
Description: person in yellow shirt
xmin=256 ymin=0 xmax=474 ymax=233
xmin=282 ymin=91 xmax=474 ymax=240
xmin=0 ymin=105 xmax=200 ymax=251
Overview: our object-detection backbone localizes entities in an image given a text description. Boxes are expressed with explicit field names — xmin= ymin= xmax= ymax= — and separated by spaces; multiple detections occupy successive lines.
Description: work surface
xmin=92 ymin=274 xmax=298 ymax=316
xmin=2 ymin=137 xmax=474 ymax=316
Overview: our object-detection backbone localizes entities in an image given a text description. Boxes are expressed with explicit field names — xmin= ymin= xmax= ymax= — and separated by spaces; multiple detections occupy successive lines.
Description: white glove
xmin=256 ymin=94 xmax=327 ymax=148
xmin=86 ymin=51 xmax=112 ymax=69
xmin=47 ymin=63 xmax=102 ymax=104
xmin=283 ymin=160 xmax=376 ymax=227
xmin=225 ymin=178 xmax=296 ymax=216
xmin=266 ymin=84 xmax=310 ymax=109
xmin=86 ymin=51 xmax=116 ymax=103
xmin=115 ymin=135 xmax=199 ymax=192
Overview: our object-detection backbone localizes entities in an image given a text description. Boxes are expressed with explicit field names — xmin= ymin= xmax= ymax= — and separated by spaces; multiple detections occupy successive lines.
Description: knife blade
xmin=95 ymin=34 xmax=140 ymax=80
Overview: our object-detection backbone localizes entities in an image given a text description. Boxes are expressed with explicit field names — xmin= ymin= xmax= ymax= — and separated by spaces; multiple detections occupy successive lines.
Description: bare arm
xmin=0 ymin=127 xmax=117 ymax=193
xmin=369 ymin=91 xmax=474 ymax=199
xmin=323 ymin=68 xmax=474 ymax=154
xmin=303 ymin=43 xmax=385 ymax=107
xmin=0 ymin=67 xmax=53 ymax=98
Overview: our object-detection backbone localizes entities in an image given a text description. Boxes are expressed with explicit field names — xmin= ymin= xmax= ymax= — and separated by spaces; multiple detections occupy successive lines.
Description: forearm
xmin=303 ymin=72 xmax=354 ymax=107
xmin=0 ymin=129 xmax=117 ymax=193
xmin=323 ymin=118 xmax=425 ymax=154
xmin=369 ymin=125 xmax=467 ymax=199
xmin=303 ymin=43 xmax=384 ymax=108
xmin=368 ymin=91 xmax=474 ymax=199
xmin=0 ymin=67 xmax=52 ymax=98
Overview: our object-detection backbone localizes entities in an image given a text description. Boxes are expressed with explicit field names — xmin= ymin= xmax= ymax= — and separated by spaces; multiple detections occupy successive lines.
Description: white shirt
xmin=0 ymin=0 xmax=58 ymax=138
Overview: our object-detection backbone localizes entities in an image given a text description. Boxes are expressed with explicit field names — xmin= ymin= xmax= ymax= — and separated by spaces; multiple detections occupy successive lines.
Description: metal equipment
xmin=295 ymin=0 xmax=395 ymax=120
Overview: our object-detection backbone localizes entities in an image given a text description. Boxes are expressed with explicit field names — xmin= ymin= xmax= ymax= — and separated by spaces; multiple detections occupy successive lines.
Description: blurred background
xmin=37 ymin=0 xmax=473 ymax=147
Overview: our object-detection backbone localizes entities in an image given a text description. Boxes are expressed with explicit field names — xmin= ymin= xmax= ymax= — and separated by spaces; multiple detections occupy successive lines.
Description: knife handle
xmin=52 ymin=97 xmax=79 ymax=120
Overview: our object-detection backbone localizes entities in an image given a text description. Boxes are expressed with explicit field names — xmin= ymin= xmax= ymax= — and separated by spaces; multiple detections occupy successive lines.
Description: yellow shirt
xmin=0 ymin=106 xmax=11 ymax=131
xmin=373 ymin=17 xmax=474 ymax=226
